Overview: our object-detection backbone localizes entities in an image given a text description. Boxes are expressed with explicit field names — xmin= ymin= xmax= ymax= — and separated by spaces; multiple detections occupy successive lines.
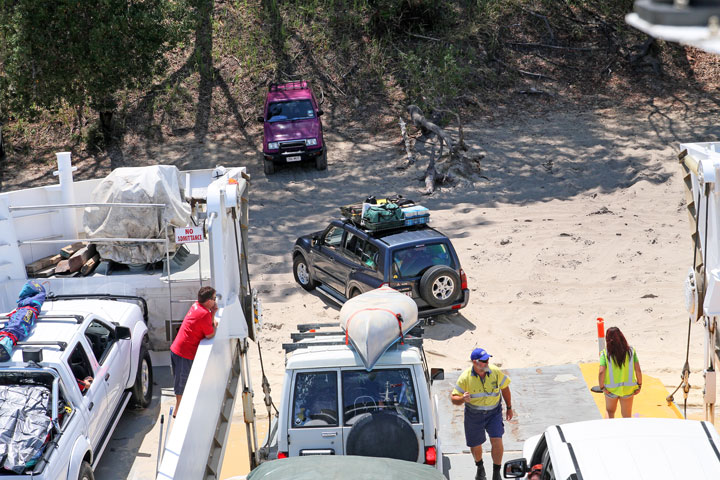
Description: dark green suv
xmin=292 ymin=220 xmax=469 ymax=317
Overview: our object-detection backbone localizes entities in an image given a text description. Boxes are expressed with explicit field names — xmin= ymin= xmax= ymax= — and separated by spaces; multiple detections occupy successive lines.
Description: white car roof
xmin=4 ymin=299 xmax=137 ymax=364
xmin=286 ymin=342 xmax=423 ymax=370
xmin=552 ymin=418 xmax=720 ymax=479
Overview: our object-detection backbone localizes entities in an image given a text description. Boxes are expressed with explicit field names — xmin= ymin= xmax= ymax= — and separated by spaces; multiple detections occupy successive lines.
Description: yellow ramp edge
xmin=579 ymin=362 xmax=683 ymax=419
xmin=220 ymin=414 xmax=269 ymax=479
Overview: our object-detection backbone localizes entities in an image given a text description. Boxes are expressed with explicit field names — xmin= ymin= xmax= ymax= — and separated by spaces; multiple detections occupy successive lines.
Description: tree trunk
xmin=99 ymin=110 xmax=113 ymax=144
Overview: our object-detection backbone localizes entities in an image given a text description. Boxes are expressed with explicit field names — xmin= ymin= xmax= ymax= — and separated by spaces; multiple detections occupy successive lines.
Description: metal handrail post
xmin=165 ymin=221 xmax=173 ymax=341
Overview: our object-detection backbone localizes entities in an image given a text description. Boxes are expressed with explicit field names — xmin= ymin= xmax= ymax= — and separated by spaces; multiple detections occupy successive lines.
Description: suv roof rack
xmin=341 ymin=218 xmax=430 ymax=236
xmin=15 ymin=341 xmax=68 ymax=351
xmin=0 ymin=314 xmax=85 ymax=327
xmin=269 ymin=81 xmax=308 ymax=92
xmin=282 ymin=337 xmax=422 ymax=353
xmin=283 ymin=324 xmax=424 ymax=353
xmin=46 ymin=293 xmax=148 ymax=323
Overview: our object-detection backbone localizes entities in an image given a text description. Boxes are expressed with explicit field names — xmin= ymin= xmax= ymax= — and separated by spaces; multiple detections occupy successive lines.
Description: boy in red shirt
xmin=170 ymin=286 xmax=218 ymax=415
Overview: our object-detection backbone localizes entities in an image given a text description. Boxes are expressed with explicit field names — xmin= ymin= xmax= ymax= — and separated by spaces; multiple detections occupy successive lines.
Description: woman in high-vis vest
xmin=598 ymin=326 xmax=643 ymax=418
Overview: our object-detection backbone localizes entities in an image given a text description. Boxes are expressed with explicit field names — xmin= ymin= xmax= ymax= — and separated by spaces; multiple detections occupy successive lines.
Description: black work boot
xmin=475 ymin=460 xmax=487 ymax=480
xmin=492 ymin=463 xmax=502 ymax=480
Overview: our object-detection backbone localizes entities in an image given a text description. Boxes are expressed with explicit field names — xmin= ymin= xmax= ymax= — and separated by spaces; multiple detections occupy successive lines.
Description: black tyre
xmin=419 ymin=265 xmax=461 ymax=308
xmin=315 ymin=149 xmax=327 ymax=170
xmin=130 ymin=343 xmax=153 ymax=408
xmin=78 ymin=461 xmax=94 ymax=480
xmin=293 ymin=255 xmax=317 ymax=291
xmin=346 ymin=410 xmax=419 ymax=462
xmin=264 ymin=158 xmax=275 ymax=175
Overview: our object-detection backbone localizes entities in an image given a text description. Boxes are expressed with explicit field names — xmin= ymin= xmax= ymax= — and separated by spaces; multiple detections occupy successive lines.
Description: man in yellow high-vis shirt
xmin=451 ymin=348 xmax=513 ymax=480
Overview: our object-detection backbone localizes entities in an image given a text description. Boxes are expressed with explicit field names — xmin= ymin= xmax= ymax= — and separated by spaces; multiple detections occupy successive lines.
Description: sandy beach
xmin=241 ymin=97 xmax=720 ymax=419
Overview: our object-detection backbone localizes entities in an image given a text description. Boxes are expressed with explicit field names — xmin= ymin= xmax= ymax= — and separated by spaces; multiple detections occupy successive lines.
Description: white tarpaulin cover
xmin=83 ymin=166 xmax=191 ymax=264
xmin=339 ymin=286 xmax=420 ymax=370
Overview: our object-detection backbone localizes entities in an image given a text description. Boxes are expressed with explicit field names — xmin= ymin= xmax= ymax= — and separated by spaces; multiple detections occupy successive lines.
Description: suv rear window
xmin=342 ymin=368 xmax=418 ymax=425
xmin=291 ymin=371 xmax=339 ymax=428
xmin=392 ymin=243 xmax=454 ymax=278
xmin=267 ymin=100 xmax=315 ymax=122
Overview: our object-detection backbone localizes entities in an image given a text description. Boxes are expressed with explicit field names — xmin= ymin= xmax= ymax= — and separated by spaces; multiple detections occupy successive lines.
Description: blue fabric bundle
xmin=0 ymin=281 xmax=46 ymax=362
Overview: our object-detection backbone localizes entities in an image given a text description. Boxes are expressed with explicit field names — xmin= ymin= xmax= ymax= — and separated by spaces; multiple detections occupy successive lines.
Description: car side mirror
xmin=430 ymin=368 xmax=444 ymax=383
xmin=116 ymin=326 xmax=131 ymax=340
xmin=257 ymin=116 xmax=264 ymax=123
xmin=503 ymin=459 xmax=528 ymax=478
xmin=311 ymin=234 xmax=321 ymax=246
xmin=317 ymin=109 xmax=324 ymax=117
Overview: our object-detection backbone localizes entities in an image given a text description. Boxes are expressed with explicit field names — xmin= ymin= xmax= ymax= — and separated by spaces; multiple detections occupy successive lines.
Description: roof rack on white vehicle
xmin=1 ymin=314 xmax=85 ymax=325
xmin=13 ymin=340 xmax=68 ymax=351
xmin=282 ymin=323 xmax=425 ymax=353
xmin=45 ymin=293 xmax=149 ymax=322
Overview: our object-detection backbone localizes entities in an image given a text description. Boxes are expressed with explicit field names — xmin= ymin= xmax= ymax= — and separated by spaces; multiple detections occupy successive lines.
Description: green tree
xmin=0 ymin=0 xmax=190 ymax=142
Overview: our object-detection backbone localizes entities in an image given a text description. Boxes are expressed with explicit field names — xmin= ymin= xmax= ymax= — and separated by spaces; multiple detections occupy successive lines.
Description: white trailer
xmin=0 ymin=153 xmax=264 ymax=478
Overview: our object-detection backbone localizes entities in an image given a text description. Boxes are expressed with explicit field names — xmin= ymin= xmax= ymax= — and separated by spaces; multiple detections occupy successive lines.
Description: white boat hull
xmin=339 ymin=286 xmax=420 ymax=370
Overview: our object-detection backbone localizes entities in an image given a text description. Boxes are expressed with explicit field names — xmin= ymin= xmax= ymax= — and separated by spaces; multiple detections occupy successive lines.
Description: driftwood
xmin=397 ymin=117 xmax=414 ymax=168
xmin=403 ymin=104 xmax=485 ymax=194
xmin=407 ymin=105 xmax=462 ymax=194
xmin=407 ymin=105 xmax=454 ymax=153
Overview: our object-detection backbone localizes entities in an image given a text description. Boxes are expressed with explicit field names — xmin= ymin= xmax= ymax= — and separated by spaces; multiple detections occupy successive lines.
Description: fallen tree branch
xmin=406 ymin=31 xmax=441 ymax=42
xmin=494 ymin=57 xmax=556 ymax=81
xmin=508 ymin=42 xmax=598 ymax=51
xmin=516 ymin=87 xmax=555 ymax=96
xmin=523 ymin=8 xmax=556 ymax=44
xmin=431 ymin=108 xmax=468 ymax=154
xmin=397 ymin=117 xmax=415 ymax=169
xmin=407 ymin=105 xmax=453 ymax=153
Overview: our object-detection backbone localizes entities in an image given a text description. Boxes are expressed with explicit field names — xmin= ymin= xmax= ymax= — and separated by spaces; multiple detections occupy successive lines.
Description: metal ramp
xmin=433 ymin=364 xmax=601 ymax=479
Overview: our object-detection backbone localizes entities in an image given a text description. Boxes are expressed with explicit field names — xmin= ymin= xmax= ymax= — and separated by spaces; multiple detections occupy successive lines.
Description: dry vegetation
xmin=2 ymin=0 xmax=720 ymax=190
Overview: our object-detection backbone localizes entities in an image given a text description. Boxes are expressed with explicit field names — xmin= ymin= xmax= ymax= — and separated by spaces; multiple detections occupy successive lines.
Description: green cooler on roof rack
xmin=363 ymin=202 xmax=405 ymax=231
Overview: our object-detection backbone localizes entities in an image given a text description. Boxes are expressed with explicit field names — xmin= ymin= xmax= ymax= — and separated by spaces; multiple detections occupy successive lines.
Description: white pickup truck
xmin=0 ymin=295 xmax=151 ymax=480
xmin=261 ymin=322 xmax=445 ymax=471
xmin=503 ymin=417 xmax=720 ymax=479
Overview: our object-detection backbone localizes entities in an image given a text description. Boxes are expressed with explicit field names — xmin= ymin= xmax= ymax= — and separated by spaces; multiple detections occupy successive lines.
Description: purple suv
xmin=258 ymin=81 xmax=326 ymax=175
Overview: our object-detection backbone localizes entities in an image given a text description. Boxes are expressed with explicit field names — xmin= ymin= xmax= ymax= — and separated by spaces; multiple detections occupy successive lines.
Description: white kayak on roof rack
xmin=339 ymin=285 xmax=420 ymax=370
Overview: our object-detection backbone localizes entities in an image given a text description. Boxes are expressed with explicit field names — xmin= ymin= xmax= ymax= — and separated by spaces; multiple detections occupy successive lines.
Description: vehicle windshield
xmin=392 ymin=243 xmax=453 ymax=278
xmin=342 ymin=368 xmax=418 ymax=425
xmin=267 ymin=100 xmax=315 ymax=123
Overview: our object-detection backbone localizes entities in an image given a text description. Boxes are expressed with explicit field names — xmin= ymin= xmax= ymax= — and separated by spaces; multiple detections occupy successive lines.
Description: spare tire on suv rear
xmin=420 ymin=265 xmax=461 ymax=308
xmin=345 ymin=410 xmax=419 ymax=461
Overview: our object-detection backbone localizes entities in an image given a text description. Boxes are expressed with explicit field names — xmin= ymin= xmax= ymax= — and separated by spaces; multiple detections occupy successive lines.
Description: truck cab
xmin=0 ymin=297 xmax=151 ymax=479
xmin=266 ymin=324 xmax=444 ymax=471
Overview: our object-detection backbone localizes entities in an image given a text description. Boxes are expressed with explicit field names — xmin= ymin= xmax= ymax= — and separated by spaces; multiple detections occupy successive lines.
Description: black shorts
xmin=170 ymin=351 xmax=193 ymax=395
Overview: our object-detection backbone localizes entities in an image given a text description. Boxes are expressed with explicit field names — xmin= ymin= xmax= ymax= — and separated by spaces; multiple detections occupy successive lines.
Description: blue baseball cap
xmin=471 ymin=348 xmax=491 ymax=362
